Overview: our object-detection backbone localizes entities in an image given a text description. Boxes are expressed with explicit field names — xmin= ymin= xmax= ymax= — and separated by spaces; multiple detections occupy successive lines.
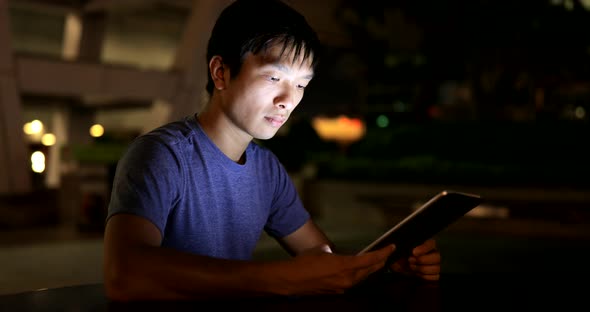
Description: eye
xmin=296 ymin=84 xmax=307 ymax=90
xmin=268 ymin=76 xmax=280 ymax=82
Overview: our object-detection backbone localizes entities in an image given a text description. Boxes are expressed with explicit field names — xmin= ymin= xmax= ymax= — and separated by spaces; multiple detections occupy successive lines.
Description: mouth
xmin=265 ymin=116 xmax=286 ymax=128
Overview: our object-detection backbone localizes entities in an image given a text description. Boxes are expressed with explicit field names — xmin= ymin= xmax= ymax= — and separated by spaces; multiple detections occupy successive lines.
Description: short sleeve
xmin=106 ymin=136 xmax=183 ymax=235
xmin=264 ymin=157 xmax=310 ymax=238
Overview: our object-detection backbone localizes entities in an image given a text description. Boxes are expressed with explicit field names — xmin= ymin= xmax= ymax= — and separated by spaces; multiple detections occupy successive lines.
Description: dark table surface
xmin=0 ymin=272 xmax=585 ymax=311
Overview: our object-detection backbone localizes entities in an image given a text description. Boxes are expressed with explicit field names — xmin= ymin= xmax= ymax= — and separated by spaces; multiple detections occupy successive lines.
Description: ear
xmin=209 ymin=56 xmax=226 ymax=91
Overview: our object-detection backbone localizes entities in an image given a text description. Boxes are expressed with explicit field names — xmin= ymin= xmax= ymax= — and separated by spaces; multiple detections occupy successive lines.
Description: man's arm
xmin=103 ymin=214 xmax=287 ymax=301
xmin=276 ymin=219 xmax=334 ymax=255
xmin=103 ymin=214 xmax=395 ymax=301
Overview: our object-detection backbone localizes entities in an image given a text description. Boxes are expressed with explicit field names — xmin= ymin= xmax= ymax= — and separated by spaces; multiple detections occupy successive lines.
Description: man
xmin=103 ymin=0 xmax=440 ymax=301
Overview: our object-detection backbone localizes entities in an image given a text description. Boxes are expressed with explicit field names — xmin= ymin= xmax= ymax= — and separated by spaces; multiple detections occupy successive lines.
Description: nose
xmin=274 ymin=87 xmax=295 ymax=110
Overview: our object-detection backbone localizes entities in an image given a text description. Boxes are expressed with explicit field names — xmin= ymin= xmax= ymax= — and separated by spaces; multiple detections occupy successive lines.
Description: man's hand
xmin=390 ymin=239 xmax=441 ymax=281
xmin=280 ymin=244 xmax=396 ymax=295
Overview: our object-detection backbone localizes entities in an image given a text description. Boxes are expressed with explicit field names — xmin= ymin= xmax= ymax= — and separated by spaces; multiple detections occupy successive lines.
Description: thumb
xmin=376 ymin=244 xmax=396 ymax=259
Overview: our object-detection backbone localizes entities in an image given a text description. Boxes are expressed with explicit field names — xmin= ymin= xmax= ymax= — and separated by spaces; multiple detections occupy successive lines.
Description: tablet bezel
xmin=356 ymin=190 xmax=482 ymax=260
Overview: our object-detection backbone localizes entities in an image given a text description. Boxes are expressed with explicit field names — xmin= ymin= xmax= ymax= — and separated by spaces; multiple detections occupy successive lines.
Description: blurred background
xmin=1 ymin=0 xmax=589 ymax=295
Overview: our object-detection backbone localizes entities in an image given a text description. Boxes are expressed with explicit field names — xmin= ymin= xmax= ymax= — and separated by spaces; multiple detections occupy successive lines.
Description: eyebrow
xmin=271 ymin=63 xmax=314 ymax=80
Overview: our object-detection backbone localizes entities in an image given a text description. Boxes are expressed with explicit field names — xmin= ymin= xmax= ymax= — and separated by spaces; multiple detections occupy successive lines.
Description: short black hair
xmin=205 ymin=0 xmax=321 ymax=95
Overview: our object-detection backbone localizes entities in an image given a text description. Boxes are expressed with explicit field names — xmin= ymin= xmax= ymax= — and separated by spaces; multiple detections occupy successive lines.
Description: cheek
xmin=293 ymin=92 xmax=305 ymax=106
xmin=234 ymin=92 xmax=265 ymax=117
xmin=248 ymin=87 xmax=276 ymax=106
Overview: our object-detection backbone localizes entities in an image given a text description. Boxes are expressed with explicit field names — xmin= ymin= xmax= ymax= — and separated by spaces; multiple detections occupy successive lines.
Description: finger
xmin=415 ymin=272 xmax=441 ymax=281
xmin=390 ymin=257 xmax=409 ymax=271
xmin=390 ymin=261 xmax=413 ymax=276
xmin=353 ymin=255 xmax=391 ymax=281
xmin=409 ymin=263 xmax=441 ymax=275
xmin=353 ymin=246 xmax=396 ymax=277
xmin=355 ymin=244 xmax=395 ymax=268
xmin=412 ymin=239 xmax=436 ymax=256
xmin=411 ymin=251 xmax=441 ymax=265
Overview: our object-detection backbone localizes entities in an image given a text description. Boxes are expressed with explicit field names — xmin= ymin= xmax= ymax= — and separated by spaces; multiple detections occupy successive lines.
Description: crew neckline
xmin=188 ymin=114 xmax=250 ymax=171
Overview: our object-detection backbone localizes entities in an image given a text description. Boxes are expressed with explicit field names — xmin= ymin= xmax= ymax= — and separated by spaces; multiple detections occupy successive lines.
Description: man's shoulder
xmin=136 ymin=117 xmax=198 ymax=147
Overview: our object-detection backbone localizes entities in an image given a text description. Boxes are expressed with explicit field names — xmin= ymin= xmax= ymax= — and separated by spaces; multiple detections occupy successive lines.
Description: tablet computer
xmin=357 ymin=190 xmax=482 ymax=265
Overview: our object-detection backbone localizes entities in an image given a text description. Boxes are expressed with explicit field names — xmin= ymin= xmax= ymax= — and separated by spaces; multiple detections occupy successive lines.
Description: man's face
xmin=218 ymin=45 xmax=314 ymax=140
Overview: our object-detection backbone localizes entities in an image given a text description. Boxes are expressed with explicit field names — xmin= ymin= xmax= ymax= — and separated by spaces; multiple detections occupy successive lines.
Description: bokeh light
xmin=23 ymin=120 xmax=44 ymax=135
xmin=312 ymin=115 xmax=365 ymax=144
xmin=31 ymin=151 xmax=45 ymax=173
xmin=376 ymin=115 xmax=389 ymax=128
xmin=89 ymin=124 xmax=104 ymax=137
xmin=41 ymin=133 xmax=56 ymax=146
xmin=575 ymin=106 xmax=586 ymax=119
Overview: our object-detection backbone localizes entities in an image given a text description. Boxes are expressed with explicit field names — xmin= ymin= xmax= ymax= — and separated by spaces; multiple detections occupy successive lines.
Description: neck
xmin=196 ymin=102 xmax=251 ymax=163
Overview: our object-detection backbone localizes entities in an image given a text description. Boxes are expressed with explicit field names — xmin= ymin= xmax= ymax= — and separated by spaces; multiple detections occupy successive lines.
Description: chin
xmin=254 ymin=134 xmax=275 ymax=141
xmin=253 ymin=131 xmax=278 ymax=141
xmin=251 ymin=125 xmax=280 ymax=140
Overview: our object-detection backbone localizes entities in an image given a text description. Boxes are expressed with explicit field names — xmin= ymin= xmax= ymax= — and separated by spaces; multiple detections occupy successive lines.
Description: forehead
xmin=256 ymin=43 xmax=314 ymax=72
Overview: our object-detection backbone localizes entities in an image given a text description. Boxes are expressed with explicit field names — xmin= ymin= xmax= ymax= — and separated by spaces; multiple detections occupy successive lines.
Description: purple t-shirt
xmin=107 ymin=116 xmax=310 ymax=260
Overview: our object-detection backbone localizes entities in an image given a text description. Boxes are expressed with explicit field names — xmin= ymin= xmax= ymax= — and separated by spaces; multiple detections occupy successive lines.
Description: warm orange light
xmin=311 ymin=115 xmax=365 ymax=144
